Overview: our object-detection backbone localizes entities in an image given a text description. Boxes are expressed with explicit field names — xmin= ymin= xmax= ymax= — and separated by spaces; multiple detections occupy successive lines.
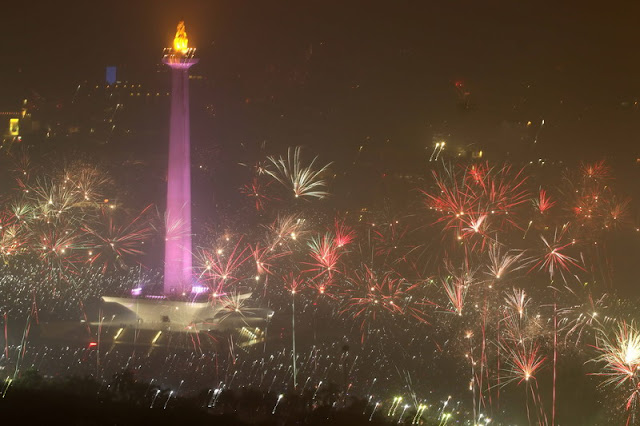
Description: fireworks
xmin=333 ymin=218 xmax=356 ymax=248
xmin=440 ymin=260 xmax=477 ymax=316
xmin=1 ymin=148 xmax=639 ymax=424
xmin=422 ymin=162 xmax=530 ymax=250
xmin=504 ymin=288 xmax=529 ymax=320
xmin=251 ymin=242 xmax=290 ymax=277
xmin=304 ymin=233 xmax=342 ymax=280
xmin=340 ymin=265 xmax=427 ymax=341
xmin=529 ymin=225 xmax=585 ymax=283
xmin=593 ymin=321 xmax=640 ymax=388
xmin=240 ymin=177 xmax=273 ymax=211
xmin=83 ymin=205 xmax=154 ymax=272
xmin=216 ymin=292 xmax=256 ymax=325
xmin=557 ymin=288 xmax=609 ymax=345
xmin=0 ymin=157 xmax=152 ymax=277
xmin=263 ymin=213 xmax=306 ymax=251
xmin=533 ymin=188 xmax=556 ymax=214
xmin=592 ymin=321 xmax=640 ymax=422
xmin=582 ymin=160 xmax=611 ymax=181
xmin=196 ymin=237 xmax=252 ymax=294
xmin=265 ymin=146 xmax=332 ymax=200
xmin=485 ymin=242 xmax=525 ymax=281
xmin=502 ymin=340 xmax=546 ymax=384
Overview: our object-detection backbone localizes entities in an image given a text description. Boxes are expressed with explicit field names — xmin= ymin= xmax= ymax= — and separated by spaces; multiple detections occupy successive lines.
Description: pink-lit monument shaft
xmin=162 ymin=29 xmax=198 ymax=294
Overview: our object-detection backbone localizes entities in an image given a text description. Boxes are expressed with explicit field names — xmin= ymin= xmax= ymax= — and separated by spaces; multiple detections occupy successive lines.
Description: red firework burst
xmin=502 ymin=340 xmax=546 ymax=385
xmin=83 ymin=205 xmax=153 ymax=272
xmin=528 ymin=225 xmax=585 ymax=282
xmin=251 ymin=243 xmax=291 ymax=277
xmin=423 ymin=163 xmax=530 ymax=250
xmin=197 ymin=237 xmax=252 ymax=294
xmin=581 ymin=160 xmax=611 ymax=181
xmin=534 ymin=188 xmax=555 ymax=214
xmin=240 ymin=177 xmax=274 ymax=211
xmin=340 ymin=265 xmax=426 ymax=341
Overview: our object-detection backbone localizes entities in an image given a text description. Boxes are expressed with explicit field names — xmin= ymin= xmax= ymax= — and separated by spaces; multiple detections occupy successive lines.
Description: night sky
xmin=2 ymin=1 xmax=640 ymax=159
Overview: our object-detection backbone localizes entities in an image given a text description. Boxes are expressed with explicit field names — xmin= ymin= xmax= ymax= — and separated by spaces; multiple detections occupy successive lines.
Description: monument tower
xmin=162 ymin=21 xmax=198 ymax=294
xmin=100 ymin=21 xmax=272 ymax=337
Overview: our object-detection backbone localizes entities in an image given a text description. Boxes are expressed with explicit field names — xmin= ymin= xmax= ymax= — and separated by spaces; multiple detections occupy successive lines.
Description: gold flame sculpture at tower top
xmin=163 ymin=20 xmax=196 ymax=64
xmin=173 ymin=20 xmax=189 ymax=53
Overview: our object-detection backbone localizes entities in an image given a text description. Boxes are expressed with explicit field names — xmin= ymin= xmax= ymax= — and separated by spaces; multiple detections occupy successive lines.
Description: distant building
xmin=0 ymin=99 xmax=39 ymax=144
xmin=105 ymin=66 xmax=117 ymax=85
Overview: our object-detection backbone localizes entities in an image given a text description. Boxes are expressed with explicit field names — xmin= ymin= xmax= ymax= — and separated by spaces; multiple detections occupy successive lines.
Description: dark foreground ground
xmin=0 ymin=370 xmax=430 ymax=426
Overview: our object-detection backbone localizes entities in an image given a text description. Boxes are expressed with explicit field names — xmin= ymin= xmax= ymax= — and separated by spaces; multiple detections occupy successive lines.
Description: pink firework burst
xmin=334 ymin=218 xmax=355 ymax=248
xmin=303 ymin=233 xmax=342 ymax=281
